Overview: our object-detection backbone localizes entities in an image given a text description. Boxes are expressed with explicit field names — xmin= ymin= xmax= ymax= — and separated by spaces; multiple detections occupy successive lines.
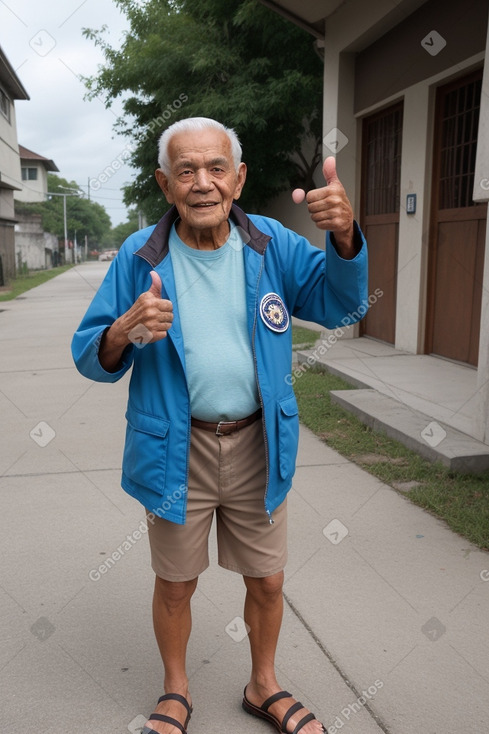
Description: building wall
xmin=320 ymin=0 xmax=489 ymax=441
xmin=474 ymin=22 xmax=489 ymax=444
xmin=0 ymin=95 xmax=22 ymax=195
xmin=264 ymin=187 xmax=324 ymax=250
xmin=354 ymin=0 xmax=488 ymax=113
xmin=348 ymin=0 xmax=489 ymax=358
xmin=0 ymin=81 xmax=22 ymax=281
xmin=14 ymin=213 xmax=56 ymax=270
xmin=0 ymin=213 xmax=15 ymax=282
xmin=15 ymin=162 xmax=49 ymax=203
xmin=263 ymin=135 xmax=325 ymax=249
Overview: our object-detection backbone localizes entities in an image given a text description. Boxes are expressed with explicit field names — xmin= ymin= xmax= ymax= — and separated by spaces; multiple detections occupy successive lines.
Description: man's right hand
xmin=99 ymin=270 xmax=173 ymax=372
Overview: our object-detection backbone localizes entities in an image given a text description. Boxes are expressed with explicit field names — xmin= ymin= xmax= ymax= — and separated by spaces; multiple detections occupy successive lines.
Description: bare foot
xmin=244 ymin=682 xmax=325 ymax=734
xmin=144 ymin=692 xmax=192 ymax=734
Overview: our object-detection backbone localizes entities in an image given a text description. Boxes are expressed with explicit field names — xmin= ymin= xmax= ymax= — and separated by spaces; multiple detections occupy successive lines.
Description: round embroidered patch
xmin=259 ymin=293 xmax=290 ymax=333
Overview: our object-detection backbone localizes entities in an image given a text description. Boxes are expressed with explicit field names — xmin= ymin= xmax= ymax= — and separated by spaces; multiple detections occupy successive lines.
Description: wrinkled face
xmin=155 ymin=128 xmax=246 ymax=235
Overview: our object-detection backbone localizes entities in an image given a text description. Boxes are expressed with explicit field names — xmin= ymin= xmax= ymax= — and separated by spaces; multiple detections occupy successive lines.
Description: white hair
xmin=157 ymin=117 xmax=242 ymax=174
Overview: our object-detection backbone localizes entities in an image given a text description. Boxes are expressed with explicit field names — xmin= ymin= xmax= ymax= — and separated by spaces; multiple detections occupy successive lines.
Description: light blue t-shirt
xmin=169 ymin=221 xmax=260 ymax=421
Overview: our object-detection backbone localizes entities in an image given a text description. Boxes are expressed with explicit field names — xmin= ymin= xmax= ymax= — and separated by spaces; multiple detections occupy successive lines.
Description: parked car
xmin=98 ymin=249 xmax=118 ymax=262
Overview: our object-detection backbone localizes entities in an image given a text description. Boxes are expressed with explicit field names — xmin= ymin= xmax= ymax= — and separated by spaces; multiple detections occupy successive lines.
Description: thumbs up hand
xmin=293 ymin=156 xmax=356 ymax=258
xmin=147 ymin=269 xmax=163 ymax=298
xmin=122 ymin=269 xmax=173 ymax=344
xmin=99 ymin=269 xmax=173 ymax=372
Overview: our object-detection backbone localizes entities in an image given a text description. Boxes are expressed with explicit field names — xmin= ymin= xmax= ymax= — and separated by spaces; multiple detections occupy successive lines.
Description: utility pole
xmin=63 ymin=195 xmax=67 ymax=262
xmin=47 ymin=186 xmax=80 ymax=265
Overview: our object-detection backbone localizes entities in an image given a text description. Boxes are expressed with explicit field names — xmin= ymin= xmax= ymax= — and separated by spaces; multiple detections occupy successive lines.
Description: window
xmin=364 ymin=104 xmax=403 ymax=216
xmin=22 ymin=167 xmax=38 ymax=181
xmin=438 ymin=76 xmax=482 ymax=209
xmin=0 ymin=88 xmax=10 ymax=122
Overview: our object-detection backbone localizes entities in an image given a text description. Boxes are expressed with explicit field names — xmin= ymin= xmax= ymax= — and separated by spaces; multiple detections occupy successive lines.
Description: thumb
xmin=323 ymin=156 xmax=339 ymax=185
xmin=148 ymin=270 xmax=162 ymax=297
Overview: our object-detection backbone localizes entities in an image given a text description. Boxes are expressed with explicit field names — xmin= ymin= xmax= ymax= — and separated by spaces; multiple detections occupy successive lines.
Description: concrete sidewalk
xmin=295 ymin=331 xmax=489 ymax=472
xmin=1 ymin=263 xmax=488 ymax=734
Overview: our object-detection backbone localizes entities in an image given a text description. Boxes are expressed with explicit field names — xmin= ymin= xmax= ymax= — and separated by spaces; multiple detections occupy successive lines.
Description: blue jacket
xmin=71 ymin=204 xmax=368 ymax=524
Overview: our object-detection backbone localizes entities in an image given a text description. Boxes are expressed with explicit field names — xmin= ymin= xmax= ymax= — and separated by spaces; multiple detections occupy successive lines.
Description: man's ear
xmin=233 ymin=162 xmax=247 ymax=201
xmin=155 ymin=168 xmax=174 ymax=204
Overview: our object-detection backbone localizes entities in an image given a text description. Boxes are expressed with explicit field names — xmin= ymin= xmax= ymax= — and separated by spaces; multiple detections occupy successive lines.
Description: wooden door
xmin=360 ymin=103 xmax=403 ymax=343
xmin=426 ymin=70 xmax=487 ymax=366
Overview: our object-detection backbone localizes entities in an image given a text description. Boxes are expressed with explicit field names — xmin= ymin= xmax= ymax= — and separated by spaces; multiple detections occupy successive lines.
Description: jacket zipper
xmin=135 ymin=249 xmax=190 ymax=525
xmin=251 ymin=258 xmax=272 ymax=523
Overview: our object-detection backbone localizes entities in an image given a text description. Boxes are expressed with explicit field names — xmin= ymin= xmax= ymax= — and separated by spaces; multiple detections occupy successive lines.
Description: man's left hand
xmin=298 ymin=157 xmax=356 ymax=259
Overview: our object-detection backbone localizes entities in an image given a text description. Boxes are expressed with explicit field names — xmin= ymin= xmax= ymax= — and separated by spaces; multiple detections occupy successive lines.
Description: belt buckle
xmin=215 ymin=420 xmax=236 ymax=436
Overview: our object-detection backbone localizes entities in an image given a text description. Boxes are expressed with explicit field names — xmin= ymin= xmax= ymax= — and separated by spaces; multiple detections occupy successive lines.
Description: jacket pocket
xmin=278 ymin=394 xmax=299 ymax=480
xmin=123 ymin=407 xmax=170 ymax=494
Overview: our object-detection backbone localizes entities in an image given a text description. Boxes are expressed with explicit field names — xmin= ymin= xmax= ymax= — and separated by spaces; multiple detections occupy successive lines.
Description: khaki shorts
xmin=146 ymin=419 xmax=287 ymax=581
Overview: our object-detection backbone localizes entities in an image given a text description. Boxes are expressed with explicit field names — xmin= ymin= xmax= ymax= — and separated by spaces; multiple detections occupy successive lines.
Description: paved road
xmin=1 ymin=263 xmax=488 ymax=733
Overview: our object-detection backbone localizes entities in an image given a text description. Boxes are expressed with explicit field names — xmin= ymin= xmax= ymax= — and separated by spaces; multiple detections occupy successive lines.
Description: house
xmin=260 ymin=0 xmax=489 ymax=446
xmin=0 ymin=44 xmax=29 ymax=283
xmin=14 ymin=146 xmax=60 ymax=271
xmin=15 ymin=145 xmax=59 ymax=203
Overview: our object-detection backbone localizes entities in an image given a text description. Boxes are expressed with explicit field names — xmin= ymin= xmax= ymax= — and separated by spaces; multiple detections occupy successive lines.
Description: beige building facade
xmin=15 ymin=145 xmax=59 ymax=204
xmin=261 ymin=0 xmax=489 ymax=445
xmin=0 ymin=45 xmax=29 ymax=282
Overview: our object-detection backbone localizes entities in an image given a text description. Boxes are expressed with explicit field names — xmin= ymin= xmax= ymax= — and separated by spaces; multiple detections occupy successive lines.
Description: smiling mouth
xmin=191 ymin=202 xmax=219 ymax=208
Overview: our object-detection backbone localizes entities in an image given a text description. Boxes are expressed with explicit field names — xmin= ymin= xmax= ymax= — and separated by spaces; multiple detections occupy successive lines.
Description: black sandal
xmin=142 ymin=693 xmax=192 ymax=734
xmin=242 ymin=687 xmax=326 ymax=734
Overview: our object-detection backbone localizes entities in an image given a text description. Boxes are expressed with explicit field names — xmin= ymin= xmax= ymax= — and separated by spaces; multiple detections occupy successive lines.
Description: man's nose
xmin=192 ymin=169 xmax=213 ymax=191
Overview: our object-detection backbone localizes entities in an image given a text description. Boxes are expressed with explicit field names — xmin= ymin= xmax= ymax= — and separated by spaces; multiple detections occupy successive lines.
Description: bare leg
xmin=243 ymin=572 xmax=324 ymax=734
xmin=146 ymin=575 xmax=197 ymax=734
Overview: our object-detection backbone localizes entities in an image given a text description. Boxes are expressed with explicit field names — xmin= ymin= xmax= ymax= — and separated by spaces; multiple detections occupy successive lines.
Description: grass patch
xmin=0 ymin=265 xmax=74 ymax=301
xmin=294 ymin=368 xmax=489 ymax=550
xmin=292 ymin=325 xmax=319 ymax=349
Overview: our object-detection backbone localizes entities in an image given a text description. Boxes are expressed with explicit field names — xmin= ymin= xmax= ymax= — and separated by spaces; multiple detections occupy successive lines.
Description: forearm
xmin=99 ymin=319 xmax=131 ymax=373
xmin=330 ymin=221 xmax=363 ymax=260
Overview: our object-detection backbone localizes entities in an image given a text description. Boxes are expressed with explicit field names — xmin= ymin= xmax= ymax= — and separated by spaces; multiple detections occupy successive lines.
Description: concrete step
xmin=330 ymin=388 xmax=489 ymax=473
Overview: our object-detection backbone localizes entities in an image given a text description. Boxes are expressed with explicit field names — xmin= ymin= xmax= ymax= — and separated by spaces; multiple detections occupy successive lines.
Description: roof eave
xmin=0 ymin=46 xmax=29 ymax=100
xmin=257 ymin=0 xmax=325 ymax=39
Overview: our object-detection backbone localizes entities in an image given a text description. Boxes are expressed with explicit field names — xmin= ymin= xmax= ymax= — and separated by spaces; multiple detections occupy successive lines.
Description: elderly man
xmin=72 ymin=117 xmax=368 ymax=734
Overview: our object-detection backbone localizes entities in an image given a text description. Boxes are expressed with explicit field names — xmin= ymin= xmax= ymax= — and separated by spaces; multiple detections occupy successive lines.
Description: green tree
xmin=101 ymin=208 xmax=141 ymax=249
xmin=15 ymin=174 xmax=112 ymax=248
xmin=83 ymin=0 xmax=323 ymax=222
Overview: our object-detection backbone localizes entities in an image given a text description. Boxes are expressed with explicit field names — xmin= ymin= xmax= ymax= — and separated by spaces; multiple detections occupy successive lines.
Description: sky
xmin=0 ymin=0 xmax=139 ymax=226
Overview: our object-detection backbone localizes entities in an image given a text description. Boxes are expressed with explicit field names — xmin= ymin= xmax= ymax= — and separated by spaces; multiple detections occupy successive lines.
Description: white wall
xmin=318 ymin=2 xmax=489 ymax=442
xmin=15 ymin=162 xmax=49 ymax=203
xmin=264 ymin=188 xmax=324 ymax=250
xmin=474 ymin=22 xmax=489 ymax=443
xmin=395 ymin=84 xmax=432 ymax=353
xmin=0 ymin=100 xmax=22 ymax=195
xmin=14 ymin=216 xmax=56 ymax=270
xmin=353 ymin=52 xmax=485 ymax=357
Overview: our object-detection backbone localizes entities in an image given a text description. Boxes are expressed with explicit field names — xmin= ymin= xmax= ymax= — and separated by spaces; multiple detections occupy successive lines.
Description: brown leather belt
xmin=191 ymin=408 xmax=262 ymax=436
